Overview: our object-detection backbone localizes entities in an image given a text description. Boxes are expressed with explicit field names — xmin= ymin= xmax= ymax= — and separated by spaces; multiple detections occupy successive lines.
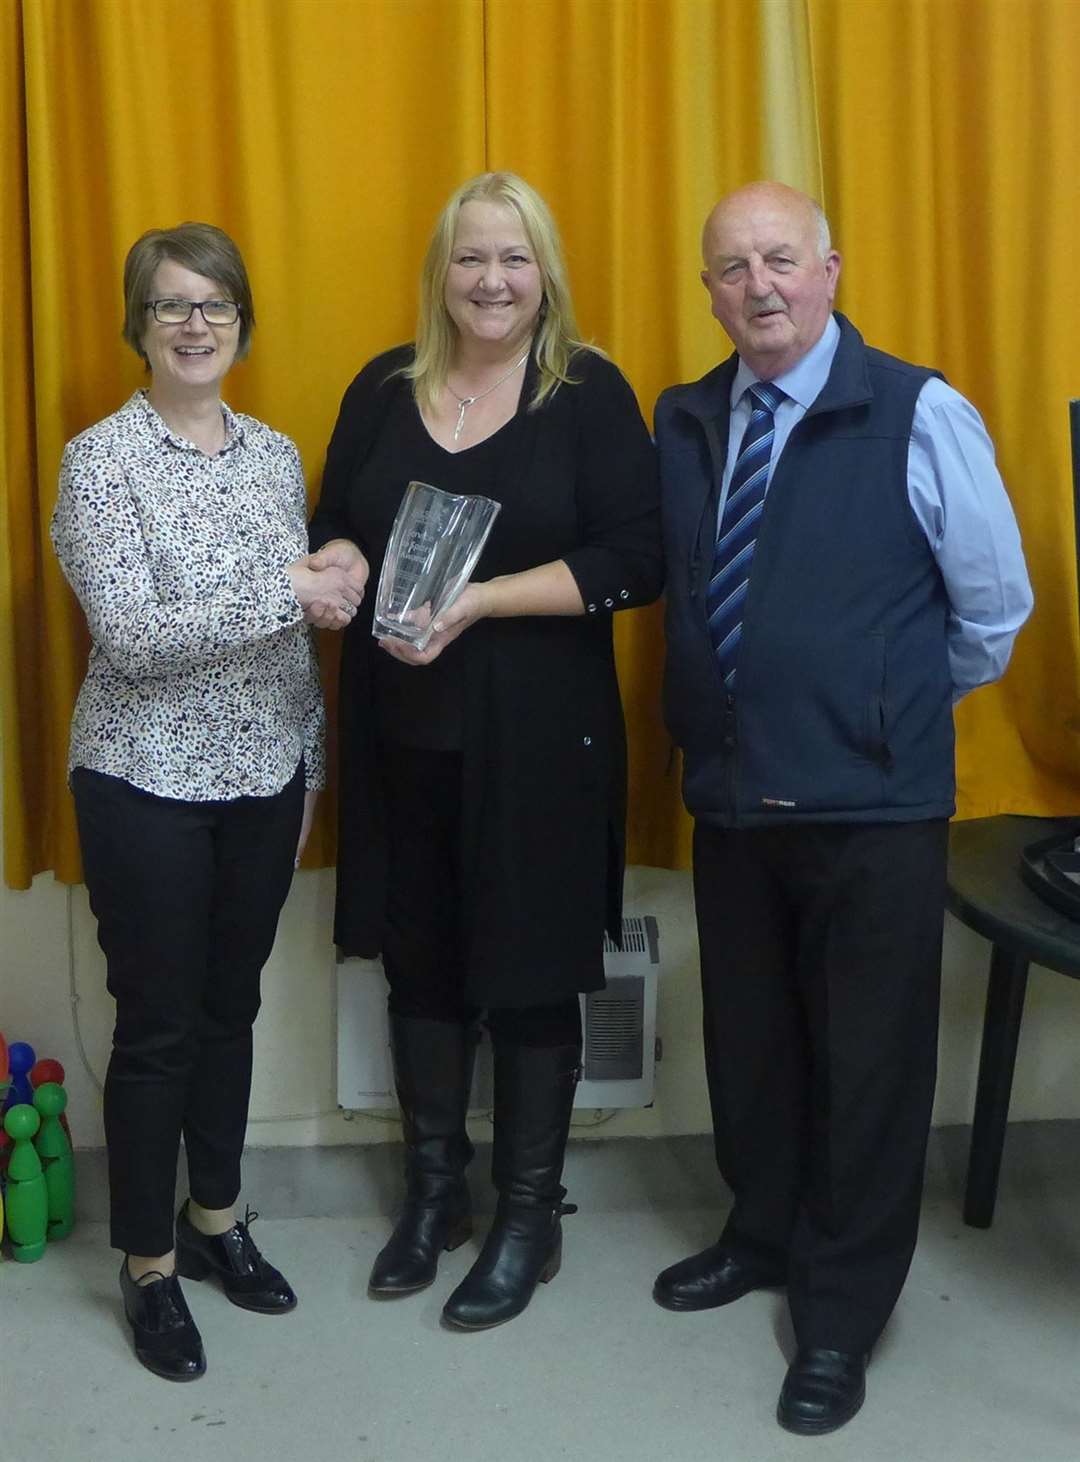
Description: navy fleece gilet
xmin=656 ymin=313 xmax=954 ymax=826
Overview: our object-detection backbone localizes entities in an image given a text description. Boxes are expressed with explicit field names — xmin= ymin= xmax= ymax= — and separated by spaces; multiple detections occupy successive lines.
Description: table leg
xmin=963 ymin=944 xmax=1029 ymax=1228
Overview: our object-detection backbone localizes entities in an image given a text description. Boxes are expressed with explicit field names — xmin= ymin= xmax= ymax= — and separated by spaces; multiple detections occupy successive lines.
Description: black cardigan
xmin=310 ymin=344 xmax=662 ymax=1005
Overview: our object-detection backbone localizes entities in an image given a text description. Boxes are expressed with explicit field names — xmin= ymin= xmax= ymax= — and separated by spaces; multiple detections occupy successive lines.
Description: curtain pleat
xmin=1 ymin=0 xmax=49 ymax=887
xmin=760 ymin=0 xmax=822 ymax=197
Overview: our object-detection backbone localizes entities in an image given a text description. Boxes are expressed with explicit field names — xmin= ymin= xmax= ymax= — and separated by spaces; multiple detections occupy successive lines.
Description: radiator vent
xmin=602 ymin=915 xmax=659 ymax=960
xmin=583 ymin=978 xmax=645 ymax=1081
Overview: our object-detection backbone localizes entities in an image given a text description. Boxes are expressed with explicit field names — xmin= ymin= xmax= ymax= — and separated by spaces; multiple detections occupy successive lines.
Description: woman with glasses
xmin=308 ymin=174 xmax=662 ymax=1329
xmin=51 ymin=222 xmax=363 ymax=1381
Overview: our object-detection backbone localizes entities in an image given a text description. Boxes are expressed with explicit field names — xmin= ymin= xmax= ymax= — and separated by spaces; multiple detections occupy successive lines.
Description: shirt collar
xmin=130 ymin=388 xmax=245 ymax=455
xmin=729 ymin=312 xmax=841 ymax=412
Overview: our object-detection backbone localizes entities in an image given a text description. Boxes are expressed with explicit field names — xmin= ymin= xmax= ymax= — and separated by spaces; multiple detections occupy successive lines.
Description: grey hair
xmin=809 ymin=199 xmax=832 ymax=257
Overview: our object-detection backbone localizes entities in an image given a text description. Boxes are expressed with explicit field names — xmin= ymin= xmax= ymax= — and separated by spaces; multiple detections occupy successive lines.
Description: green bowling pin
xmin=3 ymin=1105 xmax=48 ymax=1262
xmin=33 ymin=1082 xmax=75 ymax=1240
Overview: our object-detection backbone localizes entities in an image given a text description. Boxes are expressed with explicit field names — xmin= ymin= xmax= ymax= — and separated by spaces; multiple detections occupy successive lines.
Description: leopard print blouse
xmin=51 ymin=390 xmax=325 ymax=800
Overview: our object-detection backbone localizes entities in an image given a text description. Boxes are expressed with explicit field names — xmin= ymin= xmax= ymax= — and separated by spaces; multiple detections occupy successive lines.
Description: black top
xmin=361 ymin=382 xmax=524 ymax=749
xmin=309 ymin=344 xmax=664 ymax=1003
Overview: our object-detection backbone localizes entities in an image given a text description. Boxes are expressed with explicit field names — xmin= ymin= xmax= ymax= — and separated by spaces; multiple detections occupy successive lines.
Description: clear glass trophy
xmin=373 ymin=481 xmax=501 ymax=651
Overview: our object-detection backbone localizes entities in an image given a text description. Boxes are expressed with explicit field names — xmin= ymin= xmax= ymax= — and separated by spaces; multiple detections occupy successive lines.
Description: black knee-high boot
xmin=442 ymin=1041 xmax=580 ymax=1330
xmin=368 ymin=1015 xmax=477 ymax=1296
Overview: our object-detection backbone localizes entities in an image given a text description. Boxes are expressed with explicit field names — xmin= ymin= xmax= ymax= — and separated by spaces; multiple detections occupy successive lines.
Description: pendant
xmin=452 ymin=397 xmax=474 ymax=442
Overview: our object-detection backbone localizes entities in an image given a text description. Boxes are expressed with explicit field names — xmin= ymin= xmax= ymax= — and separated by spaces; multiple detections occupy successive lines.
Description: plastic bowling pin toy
xmin=30 ymin=1057 xmax=64 ymax=1087
xmin=4 ymin=1042 xmax=36 ymax=1111
xmin=3 ymin=1105 xmax=48 ymax=1262
xmin=0 ymin=1036 xmax=5 ymax=1238
xmin=30 ymin=1058 xmax=72 ymax=1146
xmin=33 ymin=1083 xmax=75 ymax=1240
xmin=0 ymin=1032 xmax=9 ymax=1186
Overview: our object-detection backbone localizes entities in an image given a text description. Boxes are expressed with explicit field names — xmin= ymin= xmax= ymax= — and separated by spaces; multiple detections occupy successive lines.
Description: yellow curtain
xmin=4 ymin=0 xmax=1079 ymax=888
xmin=485 ymin=0 xmax=768 ymax=868
xmin=808 ymin=0 xmax=1080 ymax=818
xmin=1 ymin=0 xmax=41 ymax=886
xmin=760 ymin=0 xmax=823 ymax=195
xmin=4 ymin=0 xmax=486 ymax=884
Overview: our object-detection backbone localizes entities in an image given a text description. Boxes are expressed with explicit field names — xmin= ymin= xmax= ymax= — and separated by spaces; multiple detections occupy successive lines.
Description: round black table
xmin=947 ymin=814 xmax=1080 ymax=1227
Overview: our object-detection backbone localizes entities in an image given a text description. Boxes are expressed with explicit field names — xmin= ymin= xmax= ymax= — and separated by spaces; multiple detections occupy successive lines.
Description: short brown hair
xmin=122 ymin=222 xmax=255 ymax=362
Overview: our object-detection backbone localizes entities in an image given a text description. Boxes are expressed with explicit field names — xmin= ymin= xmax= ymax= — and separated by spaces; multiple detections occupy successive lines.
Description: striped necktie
xmin=706 ymin=380 xmax=787 ymax=687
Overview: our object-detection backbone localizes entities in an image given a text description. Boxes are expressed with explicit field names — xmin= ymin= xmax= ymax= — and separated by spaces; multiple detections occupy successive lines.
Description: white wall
xmin=4 ymin=852 xmax=1080 ymax=1150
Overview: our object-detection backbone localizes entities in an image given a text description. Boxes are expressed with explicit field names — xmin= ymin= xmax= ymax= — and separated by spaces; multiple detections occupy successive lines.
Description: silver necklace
xmin=447 ymin=349 xmax=530 ymax=441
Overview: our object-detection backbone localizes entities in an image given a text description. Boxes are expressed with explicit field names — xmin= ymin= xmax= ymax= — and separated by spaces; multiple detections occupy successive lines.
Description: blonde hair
xmin=407 ymin=172 xmax=589 ymax=413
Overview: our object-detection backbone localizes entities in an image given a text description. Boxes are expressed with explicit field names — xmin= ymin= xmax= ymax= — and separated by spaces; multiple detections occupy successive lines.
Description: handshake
xmin=286 ymin=538 xmax=370 ymax=631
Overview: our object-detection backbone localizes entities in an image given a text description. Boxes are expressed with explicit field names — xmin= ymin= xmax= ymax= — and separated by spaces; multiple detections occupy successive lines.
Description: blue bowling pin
xmin=3 ymin=1042 xmax=36 ymax=1112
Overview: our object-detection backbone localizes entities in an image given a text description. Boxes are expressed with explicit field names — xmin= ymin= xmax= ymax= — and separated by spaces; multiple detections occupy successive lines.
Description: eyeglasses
xmin=144 ymin=298 xmax=240 ymax=326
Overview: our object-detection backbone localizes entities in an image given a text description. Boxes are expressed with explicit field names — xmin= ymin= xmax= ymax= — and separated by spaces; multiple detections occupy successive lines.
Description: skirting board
xmin=66 ymin=1122 xmax=1080 ymax=1225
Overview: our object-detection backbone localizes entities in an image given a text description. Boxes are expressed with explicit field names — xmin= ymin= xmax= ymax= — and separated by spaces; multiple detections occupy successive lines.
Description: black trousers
xmin=379 ymin=743 xmax=581 ymax=1047
xmin=693 ymin=817 xmax=948 ymax=1353
xmin=73 ymin=764 xmax=304 ymax=1256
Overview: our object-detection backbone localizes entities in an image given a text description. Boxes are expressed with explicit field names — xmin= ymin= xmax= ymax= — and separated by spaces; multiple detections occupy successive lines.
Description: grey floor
xmin=7 ymin=1126 xmax=1080 ymax=1462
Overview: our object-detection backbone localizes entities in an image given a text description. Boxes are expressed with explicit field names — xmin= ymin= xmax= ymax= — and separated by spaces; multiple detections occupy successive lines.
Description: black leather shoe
xmin=653 ymin=1242 xmax=786 ymax=1311
xmin=777 ymin=1347 xmax=867 ymax=1435
xmin=175 ymin=1202 xmax=297 ymax=1314
xmin=119 ymin=1259 xmax=206 ymax=1382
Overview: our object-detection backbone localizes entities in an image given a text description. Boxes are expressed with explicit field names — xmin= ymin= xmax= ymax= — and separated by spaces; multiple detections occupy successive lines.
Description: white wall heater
xmin=336 ymin=915 xmax=661 ymax=1112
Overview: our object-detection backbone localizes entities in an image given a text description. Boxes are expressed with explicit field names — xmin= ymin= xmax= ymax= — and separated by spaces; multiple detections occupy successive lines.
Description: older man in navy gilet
xmin=654 ymin=181 xmax=1033 ymax=1436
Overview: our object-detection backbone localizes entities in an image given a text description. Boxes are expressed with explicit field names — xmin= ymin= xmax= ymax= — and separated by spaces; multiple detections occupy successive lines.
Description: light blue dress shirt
xmin=721 ymin=315 xmax=1034 ymax=701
